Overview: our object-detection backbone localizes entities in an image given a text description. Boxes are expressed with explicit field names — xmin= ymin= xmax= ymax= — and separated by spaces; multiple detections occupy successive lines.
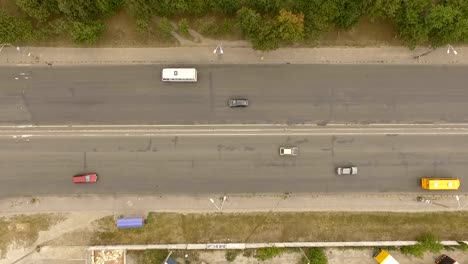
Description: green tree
xmin=214 ymin=0 xmax=241 ymax=15
xmin=56 ymin=0 xmax=97 ymax=19
xmin=0 ymin=11 xmax=33 ymax=43
xmin=298 ymin=0 xmax=340 ymax=39
xmin=426 ymin=4 xmax=468 ymax=47
xmin=334 ymin=0 xmax=365 ymax=29
xmin=395 ymin=0 xmax=430 ymax=49
xmin=237 ymin=7 xmax=262 ymax=38
xmin=276 ymin=9 xmax=304 ymax=43
xmin=246 ymin=0 xmax=288 ymax=15
xmin=96 ymin=0 xmax=124 ymax=16
xmin=69 ymin=20 xmax=105 ymax=45
xmin=125 ymin=0 xmax=156 ymax=20
xmin=15 ymin=0 xmax=58 ymax=22
xmin=252 ymin=20 xmax=280 ymax=50
xmin=154 ymin=0 xmax=189 ymax=16
xmin=364 ymin=0 xmax=402 ymax=20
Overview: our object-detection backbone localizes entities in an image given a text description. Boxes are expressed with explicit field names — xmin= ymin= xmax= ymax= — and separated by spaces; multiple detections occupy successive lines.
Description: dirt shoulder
xmin=1 ymin=45 xmax=465 ymax=66
xmin=1 ymin=194 xmax=467 ymax=217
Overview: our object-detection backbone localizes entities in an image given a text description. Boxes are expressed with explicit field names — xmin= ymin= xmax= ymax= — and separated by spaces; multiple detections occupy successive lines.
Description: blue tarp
xmin=116 ymin=217 xmax=144 ymax=228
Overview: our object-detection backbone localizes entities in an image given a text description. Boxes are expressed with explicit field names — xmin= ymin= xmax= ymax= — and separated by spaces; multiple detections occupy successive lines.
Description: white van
xmin=161 ymin=68 xmax=197 ymax=82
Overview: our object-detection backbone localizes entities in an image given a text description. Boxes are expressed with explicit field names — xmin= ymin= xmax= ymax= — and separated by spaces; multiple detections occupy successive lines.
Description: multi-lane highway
xmin=1 ymin=65 xmax=468 ymax=125
xmin=1 ymin=64 xmax=468 ymax=197
xmin=0 ymin=125 xmax=466 ymax=197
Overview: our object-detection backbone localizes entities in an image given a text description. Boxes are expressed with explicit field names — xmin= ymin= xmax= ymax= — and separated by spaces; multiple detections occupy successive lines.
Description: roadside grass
xmin=98 ymin=10 xmax=178 ymax=47
xmin=127 ymin=249 xmax=169 ymax=264
xmin=191 ymin=15 xmax=243 ymax=40
xmin=92 ymin=211 xmax=468 ymax=245
xmin=0 ymin=214 xmax=65 ymax=257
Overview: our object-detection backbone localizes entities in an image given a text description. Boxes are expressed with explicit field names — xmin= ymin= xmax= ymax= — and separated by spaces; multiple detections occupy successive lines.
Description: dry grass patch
xmin=0 ymin=213 xmax=64 ymax=257
xmin=92 ymin=212 xmax=468 ymax=245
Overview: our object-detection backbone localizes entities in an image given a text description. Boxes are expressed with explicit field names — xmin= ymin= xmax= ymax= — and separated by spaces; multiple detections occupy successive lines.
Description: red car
xmin=73 ymin=173 xmax=98 ymax=183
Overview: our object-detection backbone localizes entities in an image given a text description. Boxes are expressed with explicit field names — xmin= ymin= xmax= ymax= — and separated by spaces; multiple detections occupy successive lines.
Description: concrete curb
xmin=87 ymin=241 xmax=468 ymax=251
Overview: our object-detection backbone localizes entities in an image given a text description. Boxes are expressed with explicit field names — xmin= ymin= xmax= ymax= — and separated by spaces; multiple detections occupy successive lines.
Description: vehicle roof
xmin=162 ymin=68 xmax=197 ymax=79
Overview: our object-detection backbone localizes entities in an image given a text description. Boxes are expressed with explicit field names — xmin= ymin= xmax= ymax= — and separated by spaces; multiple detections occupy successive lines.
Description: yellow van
xmin=421 ymin=178 xmax=460 ymax=190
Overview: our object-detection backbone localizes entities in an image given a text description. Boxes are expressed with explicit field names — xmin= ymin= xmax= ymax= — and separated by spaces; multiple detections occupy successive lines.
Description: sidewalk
xmin=0 ymin=46 xmax=466 ymax=66
xmin=1 ymin=193 xmax=467 ymax=216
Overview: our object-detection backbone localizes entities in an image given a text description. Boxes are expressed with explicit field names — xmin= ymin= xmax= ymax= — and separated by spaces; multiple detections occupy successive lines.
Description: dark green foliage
xmin=0 ymin=11 xmax=34 ymax=43
xmin=365 ymin=0 xmax=402 ymax=20
xmin=15 ymin=0 xmax=58 ymax=22
xmin=69 ymin=20 xmax=105 ymax=45
xmin=56 ymin=0 xmax=97 ymax=20
xmin=237 ymin=7 xmax=262 ymax=38
xmin=56 ymin=0 xmax=121 ymax=20
xmin=153 ymin=0 xmax=212 ymax=17
xmin=334 ymin=0 xmax=365 ymax=29
xmin=395 ymin=0 xmax=430 ymax=48
xmin=7 ymin=0 xmax=468 ymax=50
xmin=245 ymin=0 xmax=289 ymax=15
xmin=214 ymin=0 xmax=241 ymax=15
xmin=426 ymin=3 xmax=468 ymax=47
xmin=298 ymin=0 xmax=340 ymax=39
xmin=96 ymin=0 xmax=124 ymax=16
xmin=125 ymin=0 xmax=156 ymax=20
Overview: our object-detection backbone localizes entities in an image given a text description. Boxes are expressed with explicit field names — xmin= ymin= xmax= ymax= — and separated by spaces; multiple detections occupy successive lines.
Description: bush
xmin=15 ymin=0 xmax=58 ymax=22
xmin=256 ymin=246 xmax=284 ymax=261
xmin=237 ymin=7 xmax=262 ymax=38
xmin=307 ymin=248 xmax=328 ymax=264
xmin=245 ymin=0 xmax=288 ymax=15
xmin=125 ymin=0 xmax=156 ymax=20
xmin=276 ymin=9 xmax=305 ymax=44
xmin=395 ymin=0 xmax=430 ymax=49
xmin=401 ymin=232 xmax=444 ymax=258
xmin=136 ymin=18 xmax=150 ymax=35
xmin=178 ymin=18 xmax=190 ymax=36
xmin=334 ymin=0 xmax=364 ymax=29
xmin=0 ymin=11 xmax=34 ymax=43
xmin=47 ymin=18 xmax=70 ymax=35
xmin=298 ymin=0 xmax=339 ymax=39
xmin=214 ymin=0 xmax=241 ymax=15
xmin=69 ymin=20 xmax=105 ymax=45
xmin=252 ymin=20 xmax=280 ymax=50
xmin=225 ymin=250 xmax=240 ymax=262
xmin=158 ymin=17 xmax=174 ymax=39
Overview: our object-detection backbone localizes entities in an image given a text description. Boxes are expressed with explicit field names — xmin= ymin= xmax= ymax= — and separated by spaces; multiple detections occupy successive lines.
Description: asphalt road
xmin=1 ymin=65 xmax=468 ymax=125
xmin=1 ymin=127 xmax=466 ymax=197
